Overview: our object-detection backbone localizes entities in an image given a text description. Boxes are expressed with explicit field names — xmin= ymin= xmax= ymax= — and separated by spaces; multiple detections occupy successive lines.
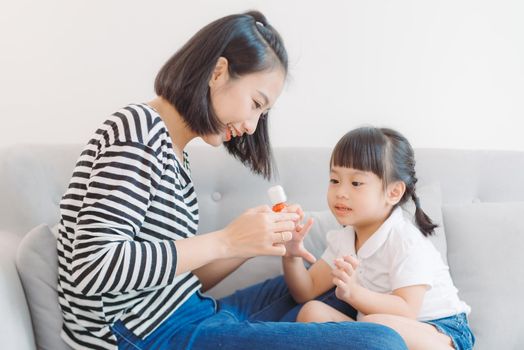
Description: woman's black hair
xmin=330 ymin=127 xmax=438 ymax=236
xmin=155 ymin=10 xmax=288 ymax=179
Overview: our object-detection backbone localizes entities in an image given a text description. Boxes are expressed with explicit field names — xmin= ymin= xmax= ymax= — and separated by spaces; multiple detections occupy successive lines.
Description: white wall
xmin=1 ymin=0 xmax=523 ymax=150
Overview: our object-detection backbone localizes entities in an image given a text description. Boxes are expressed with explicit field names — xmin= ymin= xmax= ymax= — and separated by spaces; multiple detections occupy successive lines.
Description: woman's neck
xmin=147 ymin=96 xmax=196 ymax=161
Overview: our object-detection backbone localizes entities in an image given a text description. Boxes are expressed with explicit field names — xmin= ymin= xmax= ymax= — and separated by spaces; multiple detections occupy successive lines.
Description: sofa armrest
xmin=0 ymin=231 xmax=36 ymax=350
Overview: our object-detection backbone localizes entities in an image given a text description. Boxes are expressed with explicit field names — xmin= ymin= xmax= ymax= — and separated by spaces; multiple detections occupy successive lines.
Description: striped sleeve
xmin=70 ymin=140 xmax=178 ymax=296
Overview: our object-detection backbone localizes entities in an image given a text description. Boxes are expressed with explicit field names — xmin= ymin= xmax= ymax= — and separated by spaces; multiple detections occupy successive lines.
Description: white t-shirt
xmin=321 ymin=207 xmax=471 ymax=321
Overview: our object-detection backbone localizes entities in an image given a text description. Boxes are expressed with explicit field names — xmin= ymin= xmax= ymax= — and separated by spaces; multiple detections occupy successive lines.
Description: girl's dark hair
xmin=330 ymin=127 xmax=438 ymax=236
xmin=155 ymin=10 xmax=288 ymax=179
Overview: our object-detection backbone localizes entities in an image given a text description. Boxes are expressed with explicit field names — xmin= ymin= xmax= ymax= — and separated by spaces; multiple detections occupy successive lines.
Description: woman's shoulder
xmin=93 ymin=103 xmax=171 ymax=154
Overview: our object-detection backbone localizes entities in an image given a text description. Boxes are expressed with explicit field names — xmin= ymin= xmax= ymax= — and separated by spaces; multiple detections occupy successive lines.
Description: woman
xmin=57 ymin=10 xmax=408 ymax=350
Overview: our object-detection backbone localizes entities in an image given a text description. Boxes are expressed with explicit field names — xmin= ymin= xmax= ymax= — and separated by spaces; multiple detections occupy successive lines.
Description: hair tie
xmin=413 ymin=194 xmax=421 ymax=208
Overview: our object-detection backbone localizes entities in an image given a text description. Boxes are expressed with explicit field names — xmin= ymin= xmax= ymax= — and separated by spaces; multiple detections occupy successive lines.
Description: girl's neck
xmin=147 ymin=96 xmax=197 ymax=161
xmin=354 ymin=209 xmax=393 ymax=252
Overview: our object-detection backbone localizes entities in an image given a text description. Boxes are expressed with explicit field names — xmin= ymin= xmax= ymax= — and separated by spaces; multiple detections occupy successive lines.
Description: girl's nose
xmin=336 ymin=190 xmax=349 ymax=199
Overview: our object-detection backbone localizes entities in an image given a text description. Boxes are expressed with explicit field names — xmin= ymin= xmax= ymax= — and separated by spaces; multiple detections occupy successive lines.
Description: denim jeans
xmin=424 ymin=313 xmax=475 ymax=350
xmin=112 ymin=276 xmax=407 ymax=350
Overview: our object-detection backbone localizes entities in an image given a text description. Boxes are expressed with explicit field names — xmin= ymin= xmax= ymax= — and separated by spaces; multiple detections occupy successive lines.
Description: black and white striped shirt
xmin=57 ymin=103 xmax=201 ymax=350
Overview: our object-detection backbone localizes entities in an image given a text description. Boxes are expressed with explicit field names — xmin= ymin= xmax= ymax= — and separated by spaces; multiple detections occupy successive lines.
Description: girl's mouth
xmin=334 ymin=204 xmax=352 ymax=214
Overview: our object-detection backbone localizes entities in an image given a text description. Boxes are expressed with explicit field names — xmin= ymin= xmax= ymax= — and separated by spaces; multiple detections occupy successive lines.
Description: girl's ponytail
xmin=411 ymin=192 xmax=438 ymax=236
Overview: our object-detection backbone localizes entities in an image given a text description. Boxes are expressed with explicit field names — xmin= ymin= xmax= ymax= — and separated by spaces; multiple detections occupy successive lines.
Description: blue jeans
xmin=424 ymin=313 xmax=475 ymax=350
xmin=112 ymin=276 xmax=407 ymax=350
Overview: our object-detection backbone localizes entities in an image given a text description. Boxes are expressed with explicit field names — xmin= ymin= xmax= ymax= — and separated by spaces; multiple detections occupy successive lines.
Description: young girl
xmin=283 ymin=127 xmax=475 ymax=350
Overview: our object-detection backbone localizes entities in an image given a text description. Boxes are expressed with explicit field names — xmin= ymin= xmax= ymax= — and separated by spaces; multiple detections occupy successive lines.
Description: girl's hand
xmin=281 ymin=204 xmax=316 ymax=264
xmin=283 ymin=217 xmax=316 ymax=264
xmin=221 ymin=205 xmax=299 ymax=258
xmin=332 ymin=255 xmax=360 ymax=302
xmin=282 ymin=203 xmax=304 ymax=225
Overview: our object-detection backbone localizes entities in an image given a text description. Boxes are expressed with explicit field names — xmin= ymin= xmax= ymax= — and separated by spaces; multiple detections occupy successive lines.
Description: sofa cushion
xmin=0 ymin=231 xmax=36 ymax=350
xmin=15 ymin=224 xmax=71 ymax=350
xmin=443 ymin=202 xmax=524 ymax=350
xmin=304 ymin=182 xmax=447 ymax=263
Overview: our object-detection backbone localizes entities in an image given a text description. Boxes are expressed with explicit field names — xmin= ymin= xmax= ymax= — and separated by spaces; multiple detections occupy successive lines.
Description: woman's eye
xmin=330 ymin=179 xmax=339 ymax=184
xmin=352 ymin=181 xmax=363 ymax=187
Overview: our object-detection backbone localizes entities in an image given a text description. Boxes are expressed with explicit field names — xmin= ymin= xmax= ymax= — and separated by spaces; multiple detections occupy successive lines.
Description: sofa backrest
xmin=3 ymin=144 xmax=524 ymax=350
xmin=2 ymin=144 xmax=523 ymax=236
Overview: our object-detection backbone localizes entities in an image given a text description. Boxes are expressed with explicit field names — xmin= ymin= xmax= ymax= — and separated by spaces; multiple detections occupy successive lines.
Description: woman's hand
xmin=220 ymin=205 xmax=299 ymax=258
xmin=332 ymin=255 xmax=360 ymax=303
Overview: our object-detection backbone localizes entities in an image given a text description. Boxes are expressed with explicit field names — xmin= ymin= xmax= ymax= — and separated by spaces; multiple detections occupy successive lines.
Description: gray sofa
xmin=1 ymin=144 xmax=523 ymax=350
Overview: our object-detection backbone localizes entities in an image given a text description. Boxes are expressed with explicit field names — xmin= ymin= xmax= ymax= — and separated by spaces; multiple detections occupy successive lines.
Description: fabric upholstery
xmin=0 ymin=231 xmax=36 ymax=350
xmin=15 ymin=224 xmax=71 ymax=350
xmin=443 ymin=202 xmax=524 ymax=350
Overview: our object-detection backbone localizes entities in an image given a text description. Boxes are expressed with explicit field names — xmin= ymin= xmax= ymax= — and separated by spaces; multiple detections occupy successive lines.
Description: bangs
xmin=330 ymin=127 xmax=387 ymax=179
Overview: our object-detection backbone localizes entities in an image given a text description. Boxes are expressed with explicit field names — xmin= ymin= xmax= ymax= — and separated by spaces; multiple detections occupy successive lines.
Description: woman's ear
xmin=209 ymin=57 xmax=229 ymax=88
xmin=386 ymin=181 xmax=406 ymax=206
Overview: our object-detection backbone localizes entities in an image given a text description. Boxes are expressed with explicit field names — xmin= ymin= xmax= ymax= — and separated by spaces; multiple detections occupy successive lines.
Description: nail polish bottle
xmin=268 ymin=185 xmax=287 ymax=212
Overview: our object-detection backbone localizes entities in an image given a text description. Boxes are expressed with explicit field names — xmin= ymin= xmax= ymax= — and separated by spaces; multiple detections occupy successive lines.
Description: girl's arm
xmin=283 ymin=257 xmax=334 ymax=303
xmin=333 ymin=257 xmax=426 ymax=319
xmin=348 ymin=284 xmax=427 ymax=319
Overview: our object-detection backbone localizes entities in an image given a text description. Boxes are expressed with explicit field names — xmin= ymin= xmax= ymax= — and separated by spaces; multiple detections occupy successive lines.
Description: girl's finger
xmin=332 ymin=277 xmax=347 ymax=289
xmin=335 ymin=259 xmax=355 ymax=277
xmin=297 ymin=218 xmax=314 ymax=236
xmin=284 ymin=204 xmax=304 ymax=221
xmin=332 ymin=268 xmax=351 ymax=284
xmin=343 ymin=255 xmax=360 ymax=269
xmin=300 ymin=248 xmax=317 ymax=264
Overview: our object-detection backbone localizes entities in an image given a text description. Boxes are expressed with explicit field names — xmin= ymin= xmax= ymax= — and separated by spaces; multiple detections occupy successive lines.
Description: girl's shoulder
xmin=387 ymin=211 xmax=435 ymax=253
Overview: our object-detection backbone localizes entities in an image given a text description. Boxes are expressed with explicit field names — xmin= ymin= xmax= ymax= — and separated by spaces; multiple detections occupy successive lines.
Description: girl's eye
xmin=330 ymin=179 xmax=339 ymax=184
xmin=352 ymin=181 xmax=363 ymax=187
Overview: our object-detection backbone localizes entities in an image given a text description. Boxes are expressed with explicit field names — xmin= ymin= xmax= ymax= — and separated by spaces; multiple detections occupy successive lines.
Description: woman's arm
xmin=174 ymin=206 xmax=298 ymax=274
xmin=192 ymin=257 xmax=248 ymax=292
xmin=193 ymin=204 xmax=314 ymax=293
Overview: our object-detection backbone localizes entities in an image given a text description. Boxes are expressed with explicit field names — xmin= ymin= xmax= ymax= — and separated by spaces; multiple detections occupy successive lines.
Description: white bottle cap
xmin=267 ymin=185 xmax=287 ymax=205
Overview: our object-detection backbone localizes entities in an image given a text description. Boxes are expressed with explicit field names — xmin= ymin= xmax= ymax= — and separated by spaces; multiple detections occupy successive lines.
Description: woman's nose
xmin=243 ymin=116 xmax=259 ymax=135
